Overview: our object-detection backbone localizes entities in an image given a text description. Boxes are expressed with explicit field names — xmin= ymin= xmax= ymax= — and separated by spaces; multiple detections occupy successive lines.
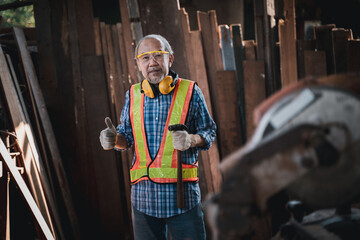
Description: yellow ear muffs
xmin=159 ymin=76 xmax=175 ymax=95
xmin=141 ymin=76 xmax=176 ymax=98
xmin=141 ymin=79 xmax=157 ymax=98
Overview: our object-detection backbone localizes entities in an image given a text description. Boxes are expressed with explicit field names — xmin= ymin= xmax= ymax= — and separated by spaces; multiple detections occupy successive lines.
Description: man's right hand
xmin=99 ymin=117 xmax=117 ymax=150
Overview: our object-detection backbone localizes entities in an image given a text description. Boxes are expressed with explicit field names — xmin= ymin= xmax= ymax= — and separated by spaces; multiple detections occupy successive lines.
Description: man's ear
xmin=169 ymin=54 xmax=174 ymax=67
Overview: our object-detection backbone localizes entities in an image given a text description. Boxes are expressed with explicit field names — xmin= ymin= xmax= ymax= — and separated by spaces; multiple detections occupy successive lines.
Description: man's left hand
xmin=171 ymin=130 xmax=196 ymax=151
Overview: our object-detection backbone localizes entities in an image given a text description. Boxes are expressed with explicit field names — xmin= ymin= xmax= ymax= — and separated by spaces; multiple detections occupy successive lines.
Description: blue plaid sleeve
xmin=115 ymin=90 xmax=134 ymax=150
xmin=186 ymin=84 xmax=216 ymax=151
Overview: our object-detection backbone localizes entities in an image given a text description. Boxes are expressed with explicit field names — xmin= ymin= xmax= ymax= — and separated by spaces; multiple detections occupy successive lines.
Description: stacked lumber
xmin=180 ymin=8 xmax=266 ymax=159
xmin=0 ymin=27 xmax=75 ymax=240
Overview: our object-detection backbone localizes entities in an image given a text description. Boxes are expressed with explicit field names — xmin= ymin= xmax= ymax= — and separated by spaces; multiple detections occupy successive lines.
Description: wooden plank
xmin=278 ymin=0 xmax=298 ymax=88
xmin=115 ymin=23 xmax=131 ymax=93
xmin=243 ymin=40 xmax=256 ymax=60
xmin=0 ymin=45 xmax=55 ymax=236
xmin=304 ymin=50 xmax=327 ymax=77
xmin=332 ymin=28 xmax=352 ymax=73
xmin=93 ymin=18 xmax=102 ymax=55
xmin=119 ymin=0 xmax=138 ymax=83
xmin=191 ymin=31 xmax=222 ymax=192
xmin=13 ymin=26 xmax=80 ymax=238
xmin=243 ymin=60 xmax=266 ymax=139
xmin=100 ymin=22 xmax=110 ymax=82
xmin=254 ymin=0 xmax=278 ymax=95
xmin=111 ymin=25 xmax=133 ymax=231
xmin=296 ymin=40 xmax=315 ymax=79
xmin=254 ymin=0 xmax=265 ymax=60
xmin=231 ymin=24 xmax=247 ymax=142
xmin=81 ymin=56 xmax=131 ymax=239
xmin=314 ymin=24 xmax=336 ymax=75
xmin=347 ymin=40 xmax=360 ymax=73
xmin=219 ymin=25 xmax=236 ymax=71
xmin=181 ymin=9 xmax=221 ymax=192
xmin=0 ymin=139 xmax=54 ymax=240
xmin=197 ymin=10 xmax=223 ymax=150
xmin=105 ymin=24 xmax=120 ymax=119
xmin=215 ymin=70 xmax=243 ymax=158
xmin=208 ymin=10 xmax=224 ymax=71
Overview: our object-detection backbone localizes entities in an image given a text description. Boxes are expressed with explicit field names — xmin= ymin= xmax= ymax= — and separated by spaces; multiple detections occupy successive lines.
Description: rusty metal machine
xmin=205 ymin=73 xmax=360 ymax=240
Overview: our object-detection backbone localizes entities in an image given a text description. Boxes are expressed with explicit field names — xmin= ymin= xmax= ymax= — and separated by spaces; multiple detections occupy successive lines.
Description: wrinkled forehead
xmin=137 ymin=38 xmax=165 ymax=55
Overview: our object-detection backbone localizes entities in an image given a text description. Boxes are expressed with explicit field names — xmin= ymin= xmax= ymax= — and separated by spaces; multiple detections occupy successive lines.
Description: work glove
xmin=99 ymin=117 xmax=117 ymax=150
xmin=171 ymin=130 xmax=196 ymax=151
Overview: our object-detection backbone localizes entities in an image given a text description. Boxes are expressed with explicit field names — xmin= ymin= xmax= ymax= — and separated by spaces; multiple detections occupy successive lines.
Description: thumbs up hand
xmin=99 ymin=117 xmax=117 ymax=150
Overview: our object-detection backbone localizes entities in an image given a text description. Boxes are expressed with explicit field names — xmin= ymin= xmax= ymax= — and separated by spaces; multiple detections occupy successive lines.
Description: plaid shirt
xmin=116 ymin=81 xmax=216 ymax=218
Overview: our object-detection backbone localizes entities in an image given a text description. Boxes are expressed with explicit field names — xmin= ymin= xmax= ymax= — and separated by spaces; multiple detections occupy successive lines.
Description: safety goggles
xmin=136 ymin=50 xmax=169 ymax=63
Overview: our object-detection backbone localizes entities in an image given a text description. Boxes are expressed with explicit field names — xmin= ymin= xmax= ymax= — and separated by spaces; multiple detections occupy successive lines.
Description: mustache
xmin=147 ymin=68 xmax=162 ymax=73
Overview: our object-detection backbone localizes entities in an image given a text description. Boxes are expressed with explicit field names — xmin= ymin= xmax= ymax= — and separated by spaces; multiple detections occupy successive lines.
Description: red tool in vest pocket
xmin=168 ymin=124 xmax=189 ymax=209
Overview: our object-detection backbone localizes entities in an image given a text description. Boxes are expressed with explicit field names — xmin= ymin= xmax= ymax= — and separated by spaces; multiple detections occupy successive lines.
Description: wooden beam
xmin=243 ymin=40 xmax=256 ymax=60
xmin=278 ymin=0 xmax=298 ymax=88
xmin=215 ymin=70 xmax=243 ymax=158
xmin=231 ymin=24 xmax=247 ymax=142
xmin=332 ymin=28 xmax=352 ymax=73
xmin=296 ymin=40 xmax=315 ymax=79
xmin=314 ymin=24 xmax=336 ymax=75
xmin=119 ymin=0 xmax=138 ymax=83
xmin=304 ymin=50 xmax=327 ymax=78
xmin=0 ymin=45 xmax=55 ymax=237
xmin=243 ymin=60 xmax=266 ymax=139
xmin=0 ymin=139 xmax=54 ymax=240
xmin=219 ymin=25 xmax=236 ymax=71
xmin=180 ymin=8 xmax=221 ymax=192
xmin=347 ymin=40 xmax=360 ymax=73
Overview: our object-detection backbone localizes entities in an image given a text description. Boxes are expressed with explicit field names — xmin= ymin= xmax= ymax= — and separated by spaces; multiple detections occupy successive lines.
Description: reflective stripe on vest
xmin=129 ymin=79 xmax=198 ymax=184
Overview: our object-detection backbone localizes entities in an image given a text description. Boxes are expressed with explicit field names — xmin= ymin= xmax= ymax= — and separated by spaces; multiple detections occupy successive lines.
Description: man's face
xmin=136 ymin=38 xmax=174 ymax=84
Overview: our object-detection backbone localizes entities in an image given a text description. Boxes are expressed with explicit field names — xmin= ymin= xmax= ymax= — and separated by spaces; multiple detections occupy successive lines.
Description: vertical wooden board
xmin=105 ymin=24 xmax=120 ymax=123
xmin=253 ymin=0 xmax=265 ymax=60
xmin=111 ymin=25 xmax=126 ymax=114
xmin=219 ymin=25 xmax=236 ymax=71
xmin=81 ymin=56 xmax=131 ymax=239
xmin=111 ymin=25 xmax=132 ymax=229
xmin=100 ymin=22 xmax=110 ymax=81
xmin=296 ymin=40 xmax=315 ymax=79
xmin=243 ymin=40 xmax=256 ymax=60
xmin=304 ymin=50 xmax=327 ymax=77
xmin=231 ymin=24 xmax=247 ymax=142
xmin=215 ymin=70 xmax=243 ymax=158
xmin=189 ymin=30 xmax=222 ymax=192
xmin=197 ymin=10 xmax=223 ymax=152
xmin=116 ymin=23 xmax=131 ymax=89
xmin=197 ymin=11 xmax=223 ymax=107
xmin=278 ymin=0 xmax=298 ymax=88
xmin=94 ymin=18 xmax=102 ymax=55
xmin=332 ymin=28 xmax=351 ymax=73
xmin=314 ymin=24 xmax=336 ymax=75
xmin=347 ymin=40 xmax=360 ymax=73
xmin=243 ymin=60 xmax=266 ymax=139
xmin=208 ymin=10 xmax=224 ymax=71
xmin=119 ymin=0 xmax=138 ymax=83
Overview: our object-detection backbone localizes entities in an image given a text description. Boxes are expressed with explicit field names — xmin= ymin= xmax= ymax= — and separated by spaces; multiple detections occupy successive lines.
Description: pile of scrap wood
xmin=0 ymin=27 xmax=78 ymax=240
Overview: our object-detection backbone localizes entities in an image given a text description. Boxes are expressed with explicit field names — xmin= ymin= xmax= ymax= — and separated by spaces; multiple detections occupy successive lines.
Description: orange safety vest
xmin=129 ymin=79 xmax=198 ymax=184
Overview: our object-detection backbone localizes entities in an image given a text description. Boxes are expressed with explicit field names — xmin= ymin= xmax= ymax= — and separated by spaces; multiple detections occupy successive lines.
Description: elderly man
xmin=100 ymin=34 xmax=216 ymax=240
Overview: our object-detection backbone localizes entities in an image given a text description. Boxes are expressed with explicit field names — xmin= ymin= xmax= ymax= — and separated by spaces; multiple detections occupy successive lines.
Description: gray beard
xmin=148 ymin=74 xmax=165 ymax=84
